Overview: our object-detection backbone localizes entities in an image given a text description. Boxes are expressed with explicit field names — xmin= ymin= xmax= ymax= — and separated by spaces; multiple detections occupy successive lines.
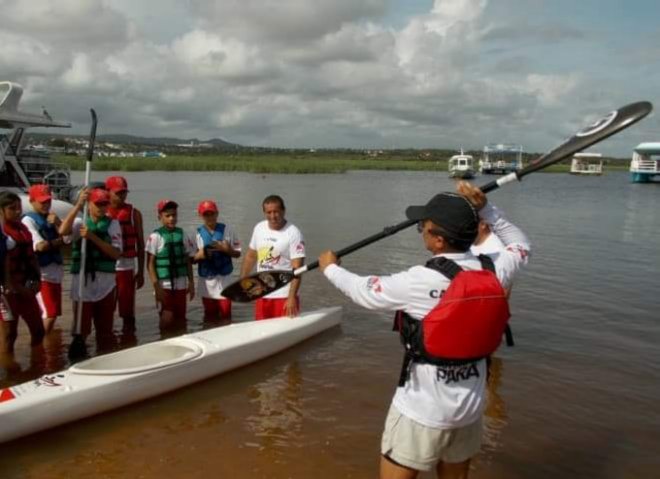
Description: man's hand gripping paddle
xmin=222 ymin=101 xmax=652 ymax=303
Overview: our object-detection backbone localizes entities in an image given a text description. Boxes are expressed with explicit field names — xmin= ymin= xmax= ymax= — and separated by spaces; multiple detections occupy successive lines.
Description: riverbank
xmin=56 ymin=153 xmax=629 ymax=174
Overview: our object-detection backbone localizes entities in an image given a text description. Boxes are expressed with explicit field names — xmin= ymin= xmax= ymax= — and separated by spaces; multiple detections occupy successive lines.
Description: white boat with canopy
xmin=0 ymin=306 xmax=342 ymax=443
xmin=570 ymin=152 xmax=603 ymax=175
xmin=448 ymin=150 xmax=476 ymax=179
xmin=630 ymin=143 xmax=660 ymax=183
xmin=479 ymin=144 xmax=523 ymax=175
xmin=0 ymin=81 xmax=75 ymax=217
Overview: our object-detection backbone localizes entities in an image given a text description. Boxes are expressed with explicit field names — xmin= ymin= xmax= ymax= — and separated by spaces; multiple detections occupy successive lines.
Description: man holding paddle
xmin=318 ymin=182 xmax=530 ymax=479
xmin=240 ymin=195 xmax=305 ymax=319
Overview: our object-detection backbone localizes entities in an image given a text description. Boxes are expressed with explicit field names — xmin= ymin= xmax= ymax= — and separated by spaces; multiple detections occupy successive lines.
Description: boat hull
xmin=631 ymin=172 xmax=659 ymax=183
xmin=449 ymin=170 xmax=475 ymax=179
xmin=0 ymin=306 xmax=342 ymax=443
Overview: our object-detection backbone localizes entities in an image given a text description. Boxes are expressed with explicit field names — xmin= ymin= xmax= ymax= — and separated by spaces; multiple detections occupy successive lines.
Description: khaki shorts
xmin=380 ymin=405 xmax=482 ymax=472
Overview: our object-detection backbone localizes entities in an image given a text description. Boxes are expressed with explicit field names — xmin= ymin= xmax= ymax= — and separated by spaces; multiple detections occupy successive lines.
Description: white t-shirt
xmin=247 ymin=220 xmax=305 ymax=299
xmin=195 ymin=223 xmax=241 ymax=299
xmin=22 ymin=215 xmax=66 ymax=284
xmin=70 ymin=217 xmax=123 ymax=302
xmin=323 ymin=203 xmax=531 ymax=429
xmin=146 ymin=228 xmax=196 ymax=290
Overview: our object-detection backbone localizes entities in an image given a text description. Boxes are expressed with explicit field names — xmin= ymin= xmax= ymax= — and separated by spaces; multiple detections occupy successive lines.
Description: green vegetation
xmin=56 ymin=152 xmax=630 ymax=174
xmin=57 ymin=152 xmax=449 ymax=173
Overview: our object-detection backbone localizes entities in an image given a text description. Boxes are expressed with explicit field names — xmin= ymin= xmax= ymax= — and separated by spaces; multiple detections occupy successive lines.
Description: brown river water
xmin=1 ymin=170 xmax=659 ymax=478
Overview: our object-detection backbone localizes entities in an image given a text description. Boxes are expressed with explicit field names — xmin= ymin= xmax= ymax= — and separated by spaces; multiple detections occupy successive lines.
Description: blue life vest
xmin=24 ymin=212 xmax=63 ymax=267
xmin=197 ymin=223 xmax=233 ymax=277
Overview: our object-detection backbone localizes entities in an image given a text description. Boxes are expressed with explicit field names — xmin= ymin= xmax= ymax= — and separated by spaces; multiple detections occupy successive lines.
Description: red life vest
xmin=3 ymin=220 xmax=39 ymax=286
xmin=395 ymin=255 xmax=510 ymax=386
xmin=108 ymin=203 xmax=138 ymax=258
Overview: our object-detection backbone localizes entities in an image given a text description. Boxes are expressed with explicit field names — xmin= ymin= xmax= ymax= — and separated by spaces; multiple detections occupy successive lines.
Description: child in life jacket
xmin=105 ymin=176 xmax=145 ymax=334
xmin=0 ymin=191 xmax=44 ymax=353
xmin=146 ymin=200 xmax=195 ymax=334
xmin=59 ymin=188 xmax=122 ymax=352
xmin=22 ymin=184 xmax=67 ymax=333
xmin=193 ymin=200 xmax=241 ymax=323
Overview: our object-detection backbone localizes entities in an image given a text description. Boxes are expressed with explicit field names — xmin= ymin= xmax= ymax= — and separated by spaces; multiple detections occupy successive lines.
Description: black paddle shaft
xmin=222 ymin=101 xmax=652 ymax=303
xmin=304 ymin=100 xmax=652 ymax=274
xmin=304 ymin=219 xmax=416 ymax=273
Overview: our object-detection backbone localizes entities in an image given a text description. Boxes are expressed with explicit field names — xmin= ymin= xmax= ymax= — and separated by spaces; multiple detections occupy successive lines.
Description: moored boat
xmin=448 ymin=150 xmax=476 ymax=179
xmin=479 ymin=143 xmax=523 ymax=175
xmin=0 ymin=306 xmax=342 ymax=443
xmin=630 ymin=143 xmax=660 ymax=183
xmin=570 ymin=152 xmax=603 ymax=175
xmin=0 ymin=81 xmax=75 ymax=217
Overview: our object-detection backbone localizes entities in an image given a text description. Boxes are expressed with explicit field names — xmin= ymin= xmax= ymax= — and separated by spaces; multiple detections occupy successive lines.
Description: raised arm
xmin=59 ymin=188 xmax=87 ymax=236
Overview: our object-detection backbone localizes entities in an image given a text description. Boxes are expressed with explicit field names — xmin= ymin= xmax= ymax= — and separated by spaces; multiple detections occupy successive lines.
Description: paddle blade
xmin=68 ymin=334 xmax=88 ymax=362
xmin=222 ymin=271 xmax=295 ymax=302
xmin=86 ymin=108 xmax=98 ymax=163
xmin=481 ymin=101 xmax=653 ymax=193
xmin=528 ymin=101 xmax=652 ymax=174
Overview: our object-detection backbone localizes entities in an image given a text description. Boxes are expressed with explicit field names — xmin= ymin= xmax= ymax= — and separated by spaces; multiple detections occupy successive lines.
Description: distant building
xmin=143 ymin=150 xmax=166 ymax=158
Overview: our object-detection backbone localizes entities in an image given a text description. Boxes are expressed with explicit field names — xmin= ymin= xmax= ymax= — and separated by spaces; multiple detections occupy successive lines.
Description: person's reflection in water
xmin=42 ymin=327 xmax=67 ymax=373
xmin=0 ymin=342 xmax=50 ymax=387
xmin=0 ymin=350 xmax=23 ymax=385
xmin=245 ymin=361 xmax=303 ymax=457
xmin=118 ymin=328 xmax=138 ymax=349
xmin=481 ymin=357 xmax=508 ymax=461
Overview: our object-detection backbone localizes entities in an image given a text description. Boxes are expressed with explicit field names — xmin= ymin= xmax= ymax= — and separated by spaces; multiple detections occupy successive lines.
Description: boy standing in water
xmin=0 ymin=191 xmax=44 ymax=352
xmin=22 ymin=184 xmax=66 ymax=333
xmin=59 ymin=188 xmax=122 ymax=351
xmin=146 ymin=200 xmax=195 ymax=334
xmin=105 ymin=176 xmax=145 ymax=334
xmin=193 ymin=200 xmax=241 ymax=323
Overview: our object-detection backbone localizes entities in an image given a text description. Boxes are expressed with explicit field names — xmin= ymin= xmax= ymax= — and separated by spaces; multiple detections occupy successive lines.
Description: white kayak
xmin=0 ymin=306 xmax=342 ymax=443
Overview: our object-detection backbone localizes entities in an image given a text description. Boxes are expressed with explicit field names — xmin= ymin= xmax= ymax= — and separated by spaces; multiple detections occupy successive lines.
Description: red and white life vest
xmin=394 ymin=255 xmax=510 ymax=386
xmin=108 ymin=203 xmax=138 ymax=258
xmin=3 ymin=220 xmax=39 ymax=286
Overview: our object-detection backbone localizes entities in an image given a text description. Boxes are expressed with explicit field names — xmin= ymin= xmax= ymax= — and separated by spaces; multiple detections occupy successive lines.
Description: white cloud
xmin=0 ymin=0 xmax=653 ymax=155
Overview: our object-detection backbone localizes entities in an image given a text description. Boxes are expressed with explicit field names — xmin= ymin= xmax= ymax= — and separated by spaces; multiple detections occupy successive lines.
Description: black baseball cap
xmin=405 ymin=192 xmax=479 ymax=244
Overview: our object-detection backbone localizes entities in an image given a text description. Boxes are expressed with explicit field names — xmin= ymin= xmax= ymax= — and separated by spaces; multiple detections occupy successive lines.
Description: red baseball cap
xmin=89 ymin=188 xmax=110 ymax=205
xmin=105 ymin=176 xmax=128 ymax=192
xmin=28 ymin=184 xmax=52 ymax=202
xmin=157 ymin=199 xmax=178 ymax=213
xmin=197 ymin=200 xmax=218 ymax=215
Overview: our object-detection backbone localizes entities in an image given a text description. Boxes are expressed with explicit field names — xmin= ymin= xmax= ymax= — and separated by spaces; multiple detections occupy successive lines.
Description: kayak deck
xmin=70 ymin=341 xmax=204 ymax=375
xmin=0 ymin=306 xmax=342 ymax=443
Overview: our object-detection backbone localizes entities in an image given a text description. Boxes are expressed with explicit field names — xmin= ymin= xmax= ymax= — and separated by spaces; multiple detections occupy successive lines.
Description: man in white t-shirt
xmin=318 ymin=182 xmax=531 ymax=479
xmin=240 ymin=195 xmax=305 ymax=320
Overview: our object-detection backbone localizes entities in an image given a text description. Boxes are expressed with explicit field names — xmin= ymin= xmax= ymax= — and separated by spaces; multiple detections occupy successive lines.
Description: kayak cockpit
xmin=69 ymin=340 xmax=203 ymax=376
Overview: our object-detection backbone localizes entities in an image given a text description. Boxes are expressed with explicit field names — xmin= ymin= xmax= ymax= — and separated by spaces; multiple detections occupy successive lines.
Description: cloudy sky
xmin=1 ymin=0 xmax=658 ymax=155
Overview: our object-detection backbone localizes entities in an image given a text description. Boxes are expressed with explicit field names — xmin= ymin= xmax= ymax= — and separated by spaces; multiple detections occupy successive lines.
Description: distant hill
xmin=26 ymin=132 xmax=241 ymax=149
xmin=96 ymin=134 xmax=239 ymax=148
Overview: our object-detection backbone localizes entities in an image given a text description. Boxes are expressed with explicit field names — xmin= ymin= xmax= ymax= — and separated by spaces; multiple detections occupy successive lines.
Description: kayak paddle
xmin=68 ymin=108 xmax=97 ymax=361
xmin=222 ymin=101 xmax=652 ymax=302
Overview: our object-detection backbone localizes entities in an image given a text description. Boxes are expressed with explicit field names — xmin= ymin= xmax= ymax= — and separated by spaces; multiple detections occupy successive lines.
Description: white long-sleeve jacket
xmin=323 ymin=203 xmax=530 ymax=428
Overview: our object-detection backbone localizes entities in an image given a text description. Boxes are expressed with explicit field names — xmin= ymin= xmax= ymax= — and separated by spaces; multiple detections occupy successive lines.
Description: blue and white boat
xmin=479 ymin=144 xmax=523 ymax=175
xmin=630 ymin=143 xmax=660 ymax=183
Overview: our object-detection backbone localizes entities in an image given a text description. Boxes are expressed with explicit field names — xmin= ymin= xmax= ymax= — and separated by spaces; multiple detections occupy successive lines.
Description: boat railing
xmin=630 ymin=154 xmax=660 ymax=174
xmin=18 ymin=158 xmax=74 ymax=198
